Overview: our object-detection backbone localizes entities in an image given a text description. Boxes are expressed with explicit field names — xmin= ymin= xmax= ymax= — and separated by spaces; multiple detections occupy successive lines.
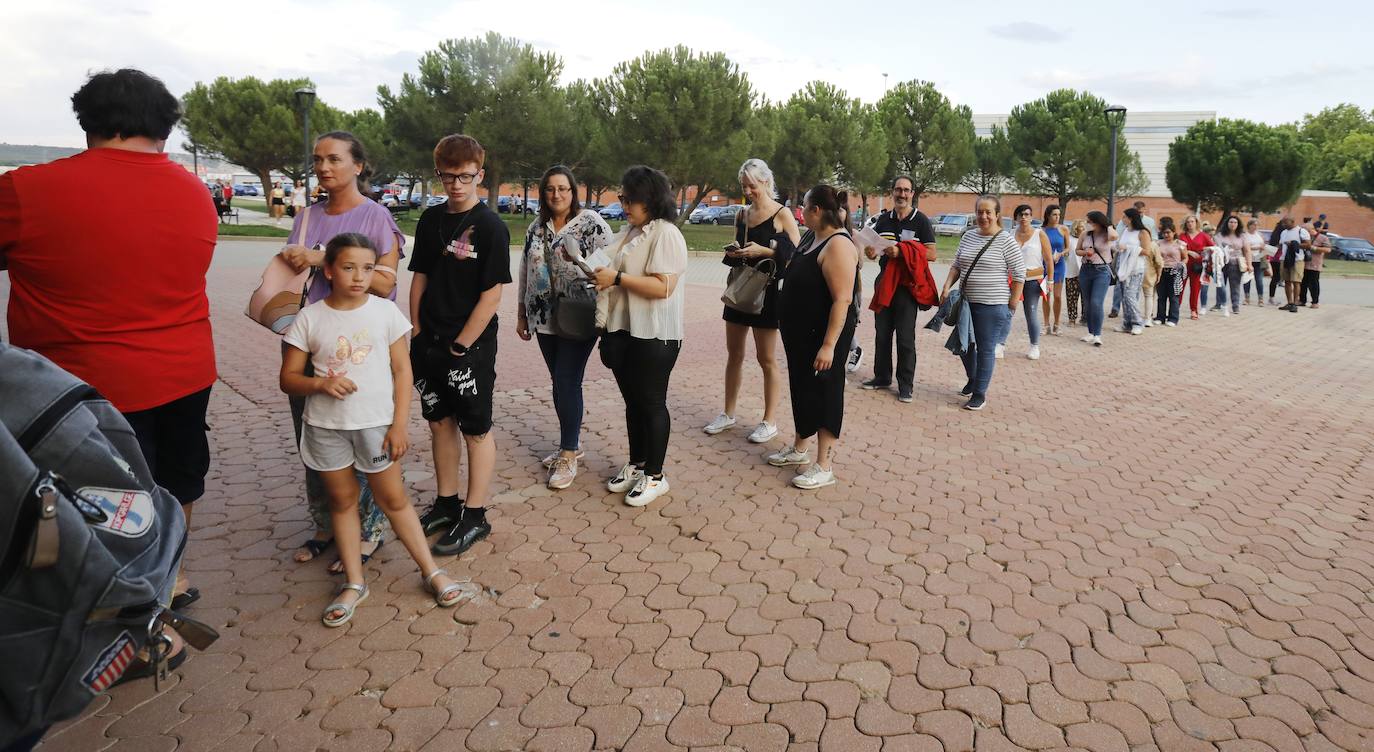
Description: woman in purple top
xmin=280 ymin=131 xmax=406 ymax=573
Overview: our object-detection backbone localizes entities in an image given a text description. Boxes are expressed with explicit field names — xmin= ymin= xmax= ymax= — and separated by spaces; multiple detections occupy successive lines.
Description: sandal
xmin=328 ymin=536 xmax=383 ymax=575
xmin=293 ymin=536 xmax=334 ymax=563
xmin=322 ymin=583 xmax=369 ymax=627
xmin=423 ymin=568 xmax=467 ymax=608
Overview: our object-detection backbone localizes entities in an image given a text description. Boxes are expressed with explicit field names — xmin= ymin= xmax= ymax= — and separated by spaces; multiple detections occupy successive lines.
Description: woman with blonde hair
xmin=704 ymin=158 xmax=799 ymax=444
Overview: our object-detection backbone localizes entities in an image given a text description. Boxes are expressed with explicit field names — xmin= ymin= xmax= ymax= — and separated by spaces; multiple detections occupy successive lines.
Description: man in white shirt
xmin=1275 ymin=217 xmax=1312 ymax=312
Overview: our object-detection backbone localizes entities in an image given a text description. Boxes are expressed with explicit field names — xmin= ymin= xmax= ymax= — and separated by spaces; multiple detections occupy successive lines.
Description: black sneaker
xmin=419 ymin=496 xmax=465 ymax=535
xmin=897 ymin=390 xmax=914 ymax=403
xmin=959 ymin=382 xmax=974 ymax=397
xmin=845 ymin=345 xmax=864 ymax=374
xmin=963 ymin=395 xmax=986 ymax=411
xmin=432 ymin=513 xmax=491 ymax=556
xmin=861 ymin=378 xmax=891 ymax=390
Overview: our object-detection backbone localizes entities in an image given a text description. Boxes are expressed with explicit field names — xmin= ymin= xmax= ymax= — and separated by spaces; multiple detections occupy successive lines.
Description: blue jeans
xmin=536 ymin=332 xmax=597 ymax=451
xmin=998 ymin=279 xmax=1043 ymax=346
xmin=1109 ymin=282 xmax=1123 ymax=315
xmin=961 ymin=302 xmax=1012 ymax=399
xmin=1078 ymin=264 xmax=1112 ymax=336
xmin=1120 ymin=272 xmax=1145 ymax=328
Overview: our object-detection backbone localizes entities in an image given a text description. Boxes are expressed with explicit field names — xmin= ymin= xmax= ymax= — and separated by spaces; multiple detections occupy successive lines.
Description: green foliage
xmin=599 ymin=46 xmax=756 ymax=222
xmin=840 ymin=104 xmax=889 ymax=199
xmin=961 ymin=126 xmax=1013 ymax=195
xmin=1005 ymin=89 xmax=1146 ymax=210
xmin=770 ymin=81 xmax=861 ymax=198
xmin=875 ymin=81 xmax=976 ymax=196
xmin=1165 ymin=118 xmax=1306 ymax=216
xmin=1300 ymin=104 xmax=1374 ymax=190
xmin=1346 ymin=151 xmax=1374 ymax=210
xmin=181 ymin=76 xmax=340 ymax=190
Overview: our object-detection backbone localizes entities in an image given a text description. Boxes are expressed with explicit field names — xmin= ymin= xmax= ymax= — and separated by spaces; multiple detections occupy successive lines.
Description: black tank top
xmin=735 ymin=206 xmax=795 ymax=271
xmin=779 ymin=232 xmax=855 ymax=338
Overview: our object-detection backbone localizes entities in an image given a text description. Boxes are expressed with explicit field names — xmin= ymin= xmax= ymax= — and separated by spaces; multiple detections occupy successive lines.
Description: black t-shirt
xmin=868 ymin=207 xmax=936 ymax=272
xmin=409 ymin=201 xmax=512 ymax=342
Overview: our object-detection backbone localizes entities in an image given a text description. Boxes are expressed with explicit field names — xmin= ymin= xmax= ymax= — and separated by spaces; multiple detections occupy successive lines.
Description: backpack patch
xmin=81 ymin=631 xmax=136 ymax=694
xmin=79 ymin=487 xmax=155 ymax=538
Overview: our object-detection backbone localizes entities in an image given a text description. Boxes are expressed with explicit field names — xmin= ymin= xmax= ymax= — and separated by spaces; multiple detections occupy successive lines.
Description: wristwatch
xmin=449 ymin=341 xmax=469 ymax=357
xmin=614 ymin=271 xmax=623 ymax=287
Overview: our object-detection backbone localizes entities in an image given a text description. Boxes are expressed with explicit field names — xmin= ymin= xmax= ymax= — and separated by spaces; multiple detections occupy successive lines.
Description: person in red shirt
xmin=1177 ymin=215 xmax=1213 ymax=320
xmin=0 ymin=69 xmax=216 ymax=625
xmin=221 ymin=179 xmax=233 ymax=209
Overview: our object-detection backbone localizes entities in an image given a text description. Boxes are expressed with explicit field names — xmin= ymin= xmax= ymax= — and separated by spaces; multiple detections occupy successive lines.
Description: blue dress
xmin=1046 ymin=225 xmax=1066 ymax=282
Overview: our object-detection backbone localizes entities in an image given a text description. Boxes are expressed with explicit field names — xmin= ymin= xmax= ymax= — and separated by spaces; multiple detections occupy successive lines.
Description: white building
xmin=972 ymin=111 xmax=1217 ymax=197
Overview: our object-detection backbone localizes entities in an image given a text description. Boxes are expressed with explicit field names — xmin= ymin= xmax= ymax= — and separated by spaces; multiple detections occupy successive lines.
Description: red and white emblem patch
xmin=82 ymin=631 xmax=136 ymax=694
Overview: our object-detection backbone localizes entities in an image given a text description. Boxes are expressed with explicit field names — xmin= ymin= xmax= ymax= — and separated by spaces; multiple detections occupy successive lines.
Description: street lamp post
xmin=294 ymin=86 xmax=316 ymax=195
xmin=1103 ymin=105 xmax=1127 ymax=222
xmin=882 ymin=72 xmax=889 ymax=92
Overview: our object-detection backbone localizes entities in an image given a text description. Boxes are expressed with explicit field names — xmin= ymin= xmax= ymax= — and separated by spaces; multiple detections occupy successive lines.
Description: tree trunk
xmin=678 ymin=184 xmax=710 ymax=227
xmin=255 ymin=168 xmax=274 ymax=217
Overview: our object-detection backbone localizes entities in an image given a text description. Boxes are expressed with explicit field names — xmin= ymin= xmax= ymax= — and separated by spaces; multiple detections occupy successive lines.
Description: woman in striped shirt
xmin=939 ymin=195 xmax=1024 ymax=411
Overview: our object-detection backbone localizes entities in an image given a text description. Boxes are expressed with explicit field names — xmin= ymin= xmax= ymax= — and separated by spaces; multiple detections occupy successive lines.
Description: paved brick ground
xmin=13 ymin=239 xmax=1374 ymax=751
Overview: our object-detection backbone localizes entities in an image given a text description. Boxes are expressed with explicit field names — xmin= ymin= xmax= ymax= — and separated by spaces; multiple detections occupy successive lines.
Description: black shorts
xmin=122 ymin=385 xmax=212 ymax=506
xmin=411 ymin=333 xmax=497 ymax=434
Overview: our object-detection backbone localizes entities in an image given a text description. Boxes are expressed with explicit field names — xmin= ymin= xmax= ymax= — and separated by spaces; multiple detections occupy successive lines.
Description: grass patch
xmin=229 ymin=196 xmax=268 ymax=212
xmin=218 ymin=224 xmax=290 ymax=238
xmin=1323 ymin=258 xmax=1374 ymax=277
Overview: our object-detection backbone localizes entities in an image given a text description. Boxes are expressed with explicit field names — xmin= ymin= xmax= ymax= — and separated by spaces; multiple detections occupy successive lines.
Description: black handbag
xmin=540 ymin=230 xmax=599 ymax=341
xmin=944 ymin=232 xmax=1001 ymax=326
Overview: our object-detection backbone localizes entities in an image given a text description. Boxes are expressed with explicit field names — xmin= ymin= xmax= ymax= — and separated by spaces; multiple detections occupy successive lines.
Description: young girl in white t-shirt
xmin=282 ymin=233 xmax=465 ymax=627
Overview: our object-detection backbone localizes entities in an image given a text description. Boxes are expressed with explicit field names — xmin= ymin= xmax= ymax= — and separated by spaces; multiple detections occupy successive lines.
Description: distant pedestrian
xmin=771 ymin=185 xmax=859 ymax=486
xmin=516 ymin=165 xmax=613 ymax=490
xmin=290 ymin=180 xmax=308 ymax=218
xmin=860 ymin=175 xmax=936 ymax=403
xmin=1111 ymin=200 xmax=1156 ymax=318
xmin=704 ymin=158 xmax=799 ymax=443
xmin=1243 ymin=219 xmax=1267 ymax=305
xmin=1114 ymin=208 xmax=1150 ymax=335
xmin=1215 ymin=215 xmax=1248 ymax=316
xmin=941 ymin=194 xmax=1023 ymax=410
xmin=271 ymin=180 xmax=286 ymax=219
xmin=1076 ymin=210 xmax=1117 ymax=345
xmin=1178 ymin=215 xmax=1212 ymax=320
xmin=221 ymin=179 xmax=233 ymax=209
xmin=592 ymin=165 xmax=689 ymax=507
xmin=1064 ymin=220 xmax=1084 ymax=326
xmin=1302 ymin=228 xmax=1330 ymax=308
xmin=281 ymin=130 xmax=406 ymax=573
xmin=1042 ymin=204 xmax=1069 ymax=334
xmin=1154 ymin=224 xmax=1185 ymax=326
xmin=1275 ymin=217 xmax=1312 ymax=312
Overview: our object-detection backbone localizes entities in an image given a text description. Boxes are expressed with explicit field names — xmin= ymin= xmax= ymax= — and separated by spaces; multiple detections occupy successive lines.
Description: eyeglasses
xmin=436 ymin=170 xmax=480 ymax=185
xmin=617 ymin=194 xmax=628 ymax=204
xmin=892 ymin=187 xmax=914 ymax=194
xmin=544 ymin=185 xmax=572 ymax=194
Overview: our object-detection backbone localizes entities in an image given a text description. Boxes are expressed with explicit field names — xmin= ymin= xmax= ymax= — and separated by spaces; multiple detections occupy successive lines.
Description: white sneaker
xmin=607 ymin=463 xmax=643 ymax=493
xmin=994 ymin=344 xmax=1005 ymax=359
xmin=1165 ymin=321 xmax=1177 ymax=327
xmin=1200 ymin=306 xmax=1207 ymax=316
xmin=703 ymin=413 xmax=736 ymax=435
xmin=1222 ymin=309 xmax=1231 ymax=318
xmin=1080 ymin=333 xmax=1095 ymax=343
xmin=767 ymin=446 xmax=810 ymax=467
xmin=792 ymin=464 xmax=836 ymax=490
xmin=1130 ymin=326 xmax=1143 ymax=335
xmin=1027 ymin=345 xmax=1041 ymax=360
xmin=624 ymin=474 xmax=670 ymax=507
xmin=845 ymin=345 xmax=864 ymax=374
xmin=748 ymin=422 xmax=779 ymax=443
xmin=1144 ymin=319 xmax=1154 ymax=327
xmin=542 ymin=449 xmax=585 ymax=468
xmin=1092 ymin=336 xmax=1103 ymax=347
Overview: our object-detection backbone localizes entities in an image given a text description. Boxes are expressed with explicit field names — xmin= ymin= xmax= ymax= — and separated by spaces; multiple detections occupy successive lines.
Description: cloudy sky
xmin=3 ymin=0 xmax=1370 ymax=148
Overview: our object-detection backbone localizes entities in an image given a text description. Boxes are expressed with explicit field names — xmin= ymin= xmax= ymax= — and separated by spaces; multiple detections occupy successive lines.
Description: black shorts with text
xmin=410 ymin=332 xmax=497 ymax=435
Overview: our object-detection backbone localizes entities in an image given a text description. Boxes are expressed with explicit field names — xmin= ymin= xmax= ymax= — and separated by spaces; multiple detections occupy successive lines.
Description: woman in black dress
xmin=703 ymin=158 xmax=799 ymax=444
xmin=770 ymin=184 xmax=859 ymax=490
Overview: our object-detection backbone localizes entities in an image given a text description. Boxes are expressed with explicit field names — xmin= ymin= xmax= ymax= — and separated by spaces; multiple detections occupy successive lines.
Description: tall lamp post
xmin=1103 ymin=105 xmax=1127 ymax=222
xmin=294 ymin=86 xmax=316 ymax=196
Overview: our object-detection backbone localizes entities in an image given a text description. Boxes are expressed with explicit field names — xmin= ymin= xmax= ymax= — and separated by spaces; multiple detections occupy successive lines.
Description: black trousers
xmin=1300 ymin=269 xmax=1321 ymax=304
xmin=1155 ymin=269 xmax=1181 ymax=324
xmin=1268 ymin=259 xmax=1282 ymax=298
xmin=873 ymin=285 xmax=918 ymax=392
xmin=608 ymin=334 xmax=680 ymax=476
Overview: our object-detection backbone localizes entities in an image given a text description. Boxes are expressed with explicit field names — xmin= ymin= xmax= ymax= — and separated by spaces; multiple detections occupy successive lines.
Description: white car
xmin=933 ymin=213 xmax=974 ymax=236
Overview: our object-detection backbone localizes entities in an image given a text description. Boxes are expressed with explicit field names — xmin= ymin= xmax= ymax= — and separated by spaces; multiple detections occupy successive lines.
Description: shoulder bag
xmin=1087 ymin=232 xmax=1119 ymax=286
xmin=246 ymin=207 xmax=314 ymax=333
xmin=542 ymin=229 xmax=598 ymax=341
xmin=944 ymin=232 xmax=1001 ymax=326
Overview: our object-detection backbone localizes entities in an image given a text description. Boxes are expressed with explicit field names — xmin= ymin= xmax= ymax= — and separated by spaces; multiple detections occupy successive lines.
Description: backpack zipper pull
xmin=25 ymin=475 xmax=61 ymax=569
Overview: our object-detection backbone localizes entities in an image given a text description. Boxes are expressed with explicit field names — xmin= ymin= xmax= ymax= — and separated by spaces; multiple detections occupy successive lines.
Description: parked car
xmin=600 ymin=202 xmax=627 ymax=220
xmin=1331 ymin=236 xmax=1374 ymax=262
xmin=425 ymin=195 xmax=447 ymax=208
xmin=688 ymin=205 xmax=714 ymax=224
xmin=233 ymin=183 xmax=259 ymax=196
xmin=708 ymin=205 xmax=743 ymax=225
xmin=933 ymin=213 xmax=973 ymax=236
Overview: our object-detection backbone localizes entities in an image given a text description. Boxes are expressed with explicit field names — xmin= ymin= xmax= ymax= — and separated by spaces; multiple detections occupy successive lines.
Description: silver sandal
xmin=423 ymin=569 xmax=467 ymax=608
xmin=322 ymin=582 xmax=369 ymax=627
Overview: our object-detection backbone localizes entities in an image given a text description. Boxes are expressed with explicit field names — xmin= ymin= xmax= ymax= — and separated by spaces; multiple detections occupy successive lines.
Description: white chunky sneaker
xmin=748 ymin=422 xmax=779 ymax=443
xmin=792 ymin=464 xmax=836 ymax=490
xmin=1027 ymin=345 xmax=1041 ymax=360
xmin=703 ymin=413 xmax=736 ymax=435
xmin=607 ymin=463 xmax=643 ymax=493
xmin=624 ymin=474 xmax=670 ymax=507
xmin=767 ymin=446 xmax=810 ymax=467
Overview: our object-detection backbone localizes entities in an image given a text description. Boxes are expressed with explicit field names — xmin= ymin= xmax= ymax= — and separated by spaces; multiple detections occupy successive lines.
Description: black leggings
xmin=608 ymin=334 xmax=680 ymax=476
xmin=1269 ymin=259 xmax=1282 ymax=299
xmin=1300 ymin=269 xmax=1321 ymax=304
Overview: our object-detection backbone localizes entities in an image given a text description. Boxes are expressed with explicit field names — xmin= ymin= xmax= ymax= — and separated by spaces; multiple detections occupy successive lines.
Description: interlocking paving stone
xmin=15 ymin=241 xmax=1374 ymax=750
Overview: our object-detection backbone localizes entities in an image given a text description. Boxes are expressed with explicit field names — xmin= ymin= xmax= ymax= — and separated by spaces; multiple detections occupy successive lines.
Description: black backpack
xmin=0 ymin=344 xmax=215 ymax=745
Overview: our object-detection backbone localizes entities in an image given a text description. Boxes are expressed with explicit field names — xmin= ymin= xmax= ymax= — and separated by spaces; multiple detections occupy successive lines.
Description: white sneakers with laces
xmin=1027 ymin=345 xmax=1041 ymax=360
xmin=748 ymin=422 xmax=779 ymax=443
xmin=703 ymin=413 xmax=736 ymax=435
xmin=767 ymin=446 xmax=810 ymax=467
xmin=624 ymin=474 xmax=670 ymax=507
xmin=607 ymin=463 xmax=643 ymax=493
xmin=792 ymin=464 xmax=836 ymax=490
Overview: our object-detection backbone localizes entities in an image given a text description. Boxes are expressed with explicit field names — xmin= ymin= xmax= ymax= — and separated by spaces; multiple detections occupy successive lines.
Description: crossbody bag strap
xmin=297 ymin=205 xmax=315 ymax=303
